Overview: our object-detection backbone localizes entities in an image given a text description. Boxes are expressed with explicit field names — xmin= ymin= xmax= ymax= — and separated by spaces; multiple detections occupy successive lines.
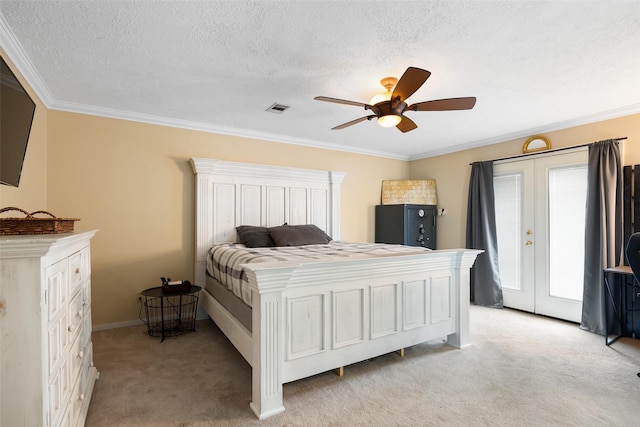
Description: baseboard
xmin=94 ymin=315 xmax=211 ymax=331
xmin=93 ymin=319 xmax=144 ymax=331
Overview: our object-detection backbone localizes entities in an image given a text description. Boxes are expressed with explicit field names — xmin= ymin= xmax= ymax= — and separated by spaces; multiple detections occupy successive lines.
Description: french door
xmin=493 ymin=149 xmax=588 ymax=322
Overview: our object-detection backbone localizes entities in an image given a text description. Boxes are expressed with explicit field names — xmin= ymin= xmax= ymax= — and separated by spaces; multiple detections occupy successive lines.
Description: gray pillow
xmin=235 ymin=225 xmax=276 ymax=248
xmin=268 ymin=224 xmax=332 ymax=246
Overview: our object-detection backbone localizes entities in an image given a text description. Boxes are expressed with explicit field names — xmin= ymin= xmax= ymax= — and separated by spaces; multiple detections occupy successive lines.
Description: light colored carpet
xmin=85 ymin=306 xmax=640 ymax=426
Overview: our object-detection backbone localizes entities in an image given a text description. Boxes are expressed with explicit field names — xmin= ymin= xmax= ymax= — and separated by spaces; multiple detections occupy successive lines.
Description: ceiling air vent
xmin=266 ymin=103 xmax=289 ymax=114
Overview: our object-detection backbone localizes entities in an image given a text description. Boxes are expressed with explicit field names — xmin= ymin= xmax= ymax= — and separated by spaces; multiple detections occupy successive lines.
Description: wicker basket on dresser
xmin=0 ymin=230 xmax=98 ymax=427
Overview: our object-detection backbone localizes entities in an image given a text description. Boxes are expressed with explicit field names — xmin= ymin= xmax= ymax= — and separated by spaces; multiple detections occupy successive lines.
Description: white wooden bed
xmin=190 ymin=158 xmax=481 ymax=419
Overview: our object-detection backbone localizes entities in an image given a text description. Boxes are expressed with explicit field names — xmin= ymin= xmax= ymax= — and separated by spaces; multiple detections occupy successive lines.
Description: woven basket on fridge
xmin=0 ymin=207 xmax=80 ymax=235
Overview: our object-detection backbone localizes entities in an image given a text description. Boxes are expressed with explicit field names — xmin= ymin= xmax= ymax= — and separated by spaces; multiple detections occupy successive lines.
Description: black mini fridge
xmin=375 ymin=204 xmax=436 ymax=249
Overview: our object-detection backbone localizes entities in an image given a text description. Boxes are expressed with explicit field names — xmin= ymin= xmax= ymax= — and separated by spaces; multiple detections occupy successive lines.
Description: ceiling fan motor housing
xmin=370 ymin=99 xmax=407 ymax=117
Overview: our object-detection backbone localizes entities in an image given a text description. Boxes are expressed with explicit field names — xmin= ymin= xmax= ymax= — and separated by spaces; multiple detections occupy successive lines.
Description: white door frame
xmin=494 ymin=147 xmax=588 ymax=322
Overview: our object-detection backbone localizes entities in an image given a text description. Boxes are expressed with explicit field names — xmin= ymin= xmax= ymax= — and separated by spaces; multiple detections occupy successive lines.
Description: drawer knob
xmin=76 ymin=310 xmax=83 ymax=318
xmin=68 ymin=325 xmax=75 ymax=333
xmin=75 ymin=268 xmax=81 ymax=275
xmin=79 ymin=393 xmax=85 ymax=401
xmin=77 ymin=350 xmax=84 ymax=359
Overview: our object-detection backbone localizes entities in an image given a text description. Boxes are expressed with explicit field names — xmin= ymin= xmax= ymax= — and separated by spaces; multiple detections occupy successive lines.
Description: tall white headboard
xmin=190 ymin=158 xmax=346 ymax=286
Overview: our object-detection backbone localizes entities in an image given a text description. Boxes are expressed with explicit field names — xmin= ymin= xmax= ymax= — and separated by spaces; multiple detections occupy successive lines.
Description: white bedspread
xmin=206 ymin=242 xmax=432 ymax=306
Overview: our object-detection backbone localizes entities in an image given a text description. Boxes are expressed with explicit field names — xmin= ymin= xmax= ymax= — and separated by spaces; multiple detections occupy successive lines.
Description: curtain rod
xmin=470 ymin=137 xmax=628 ymax=165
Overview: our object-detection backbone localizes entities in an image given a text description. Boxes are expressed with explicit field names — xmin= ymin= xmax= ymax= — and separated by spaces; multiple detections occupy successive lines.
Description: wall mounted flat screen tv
xmin=1 ymin=55 xmax=36 ymax=187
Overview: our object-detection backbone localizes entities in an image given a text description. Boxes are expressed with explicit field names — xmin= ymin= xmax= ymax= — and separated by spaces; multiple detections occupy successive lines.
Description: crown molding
xmin=0 ymin=13 xmax=55 ymax=107
xmin=44 ymin=96 xmax=640 ymax=163
xmin=409 ymin=103 xmax=640 ymax=161
xmin=51 ymin=99 xmax=410 ymax=161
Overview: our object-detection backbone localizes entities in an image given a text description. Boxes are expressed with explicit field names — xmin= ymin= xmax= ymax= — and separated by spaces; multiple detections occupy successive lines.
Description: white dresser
xmin=0 ymin=230 xmax=98 ymax=427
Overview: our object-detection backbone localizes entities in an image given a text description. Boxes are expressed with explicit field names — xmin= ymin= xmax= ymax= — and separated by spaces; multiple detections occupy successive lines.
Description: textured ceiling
xmin=1 ymin=1 xmax=639 ymax=160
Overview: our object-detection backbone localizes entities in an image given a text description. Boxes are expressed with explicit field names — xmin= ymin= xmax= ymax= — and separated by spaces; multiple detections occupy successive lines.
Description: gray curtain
xmin=581 ymin=139 xmax=623 ymax=334
xmin=466 ymin=161 xmax=503 ymax=308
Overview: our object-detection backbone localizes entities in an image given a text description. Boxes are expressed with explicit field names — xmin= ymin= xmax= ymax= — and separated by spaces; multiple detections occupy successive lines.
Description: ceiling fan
xmin=314 ymin=67 xmax=476 ymax=133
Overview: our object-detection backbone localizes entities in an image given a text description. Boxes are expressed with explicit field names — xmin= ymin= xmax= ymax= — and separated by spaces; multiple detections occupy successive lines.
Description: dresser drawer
xmin=82 ymin=308 xmax=93 ymax=348
xmin=69 ymin=333 xmax=85 ymax=381
xmin=69 ymin=343 xmax=92 ymax=427
xmin=80 ymin=342 xmax=94 ymax=395
xmin=82 ymin=278 xmax=92 ymax=308
xmin=67 ymin=290 xmax=84 ymax=345
xmin=68 ymin=250 xmax=83 ymax=297
xmin=68 ymin=374 xmax=83 ymax=426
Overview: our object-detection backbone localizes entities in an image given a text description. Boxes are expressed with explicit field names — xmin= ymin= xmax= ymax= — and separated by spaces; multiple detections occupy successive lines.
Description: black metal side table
xmin=141 ymin=285 xmax=201 ymax=342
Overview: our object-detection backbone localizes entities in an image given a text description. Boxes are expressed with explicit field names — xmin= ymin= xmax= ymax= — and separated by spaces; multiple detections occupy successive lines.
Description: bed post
xmin=447 ymin=249 xmax=482 ymax=348
xmin=328 ymin=171 xmax=346 ymax=240
xmin=245 ymin=269 xmax=288 ymax=419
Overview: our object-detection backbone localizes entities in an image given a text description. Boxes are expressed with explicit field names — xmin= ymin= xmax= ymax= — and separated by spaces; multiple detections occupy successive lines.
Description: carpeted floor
xmin=85 ymin=305 xmax=640 ymax=426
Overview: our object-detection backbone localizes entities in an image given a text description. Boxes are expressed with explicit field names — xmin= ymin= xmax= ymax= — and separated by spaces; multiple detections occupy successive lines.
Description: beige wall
xmin=46 ymin=111 xmax=408 ymax=326
xmin=0 ymin=49 xmax=48 ymax=210
xmin=409 ymin=113 xmax=640 ymax=250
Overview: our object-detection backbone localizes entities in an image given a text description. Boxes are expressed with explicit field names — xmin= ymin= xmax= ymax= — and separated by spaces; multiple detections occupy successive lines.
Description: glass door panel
xmin=548 ymin=165 xmax=587 ymax=300
xmin=495 ymin=173 xmax=523 ymax=291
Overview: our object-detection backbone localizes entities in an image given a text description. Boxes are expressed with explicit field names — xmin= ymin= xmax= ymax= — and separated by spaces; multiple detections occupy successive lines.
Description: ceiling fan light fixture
xmin=377 ymin=114 xmax=402 ymax=127
xmin=370 ymin=90 xmax=392 ymax=106
xmin=369 ymin=76 xmax=398 ymax=105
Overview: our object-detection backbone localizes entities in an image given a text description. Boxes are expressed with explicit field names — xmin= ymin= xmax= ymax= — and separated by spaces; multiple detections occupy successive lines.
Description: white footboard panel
xmin=282 ymin=273 xmax=454 ymax=382
xmin=243 ymin=248 xmax=481 ymax=419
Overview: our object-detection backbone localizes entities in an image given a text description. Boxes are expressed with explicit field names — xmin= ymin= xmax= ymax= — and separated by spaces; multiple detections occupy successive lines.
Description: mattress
xmin=205 ymin=273 xmax=252 ymax=331
xmin=206 ymin=241 xmax=432 ymax=307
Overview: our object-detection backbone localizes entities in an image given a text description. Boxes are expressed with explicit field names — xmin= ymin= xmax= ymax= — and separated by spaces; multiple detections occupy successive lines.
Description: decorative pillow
xmin=235 ymin=225 xmax=276 ymax=248
xmin=268 ymin=224 xmax=332 ymax=246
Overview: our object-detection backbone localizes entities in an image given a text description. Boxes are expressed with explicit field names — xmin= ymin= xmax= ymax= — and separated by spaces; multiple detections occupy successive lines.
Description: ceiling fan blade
xmin=408 ymin=97 xmax=477 ymax=112
xmin=331 ymin=115 xmax=376 ymax=130
xmin=314 ymin=96 xmax=370 ymax=109
xmin=396 ymin=116 xmax=417 ymax=133
xmin=391 ymin=67 xmax=431 ymax=102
